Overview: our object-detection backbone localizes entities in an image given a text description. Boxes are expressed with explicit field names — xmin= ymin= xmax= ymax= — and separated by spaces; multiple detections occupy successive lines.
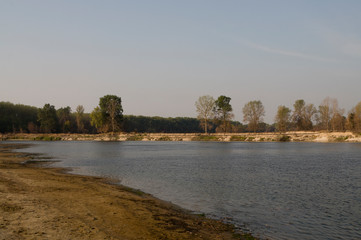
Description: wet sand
xmin=0 ymin=143 xmax=254 ymax=240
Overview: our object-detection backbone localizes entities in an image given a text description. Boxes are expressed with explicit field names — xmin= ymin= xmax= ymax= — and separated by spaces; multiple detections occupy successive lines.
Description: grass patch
xmin=230 ymin=135 xmax=247 ymax=141
xmin=192 ymin=135 xmax=218 ymax=141
xmin=33 ymin=135 xmax=61 ymax=141
xmin=126 ymin=135 xmax=144 ymax=141
xmin=246 ymin=137 xmax=255 ymax=142
xmin=334 ymin=136 xmax=349 ymax=142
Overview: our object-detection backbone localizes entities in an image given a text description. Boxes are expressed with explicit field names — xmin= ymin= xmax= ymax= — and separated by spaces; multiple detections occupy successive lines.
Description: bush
xmin=156 ymin=136 xmax=172 ymax=141
xmin=277 ymin=135 xmax=291 ymax=142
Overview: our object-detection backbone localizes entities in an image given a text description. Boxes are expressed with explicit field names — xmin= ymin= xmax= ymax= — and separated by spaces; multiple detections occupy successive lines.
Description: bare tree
xmin=330 ymin=99 xmax=344 ymax=131
xmin=303 ymin=103 xmax=317 ymax=130
xmin=318 ymin=97 xmax=344 ymax=131
xmin=243 ymin=100 xmax=265 ymax=132
xmin=354 ymin=101 xmax=361 ymax=131
xmin=318 ymin=97 xmax=332 ymax=131
xmin=195 ymin=95 xmax=215 ymax=133
xmin=275 ymin=105 xmax=291 ymax=132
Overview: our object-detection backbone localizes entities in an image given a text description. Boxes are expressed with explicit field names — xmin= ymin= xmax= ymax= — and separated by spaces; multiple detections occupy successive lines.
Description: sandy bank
xmin=1 ymin=131 xmax=361 ymax=142
xmin=0 ymin=143 xmax=254 ymax=240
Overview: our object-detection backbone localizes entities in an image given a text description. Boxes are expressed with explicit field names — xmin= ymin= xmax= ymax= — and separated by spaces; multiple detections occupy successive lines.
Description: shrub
xmin=277 ymin=135 xmax=291 ymax=142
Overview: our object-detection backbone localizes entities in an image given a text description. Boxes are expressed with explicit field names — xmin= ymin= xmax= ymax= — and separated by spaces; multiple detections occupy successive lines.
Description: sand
xmin=0 ymin=143 xmax=254 ymax=240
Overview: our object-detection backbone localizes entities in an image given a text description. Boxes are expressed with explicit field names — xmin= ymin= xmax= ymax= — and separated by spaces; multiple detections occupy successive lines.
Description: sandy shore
xmin=0 ymin=143 xmax=254 ymax=240
xmin=2 ymin=131 xmax=361 ymax=142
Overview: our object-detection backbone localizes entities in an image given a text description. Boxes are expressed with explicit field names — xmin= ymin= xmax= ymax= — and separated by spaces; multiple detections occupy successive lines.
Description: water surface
xmin=18 ymin=141 xmax=361 ymax=240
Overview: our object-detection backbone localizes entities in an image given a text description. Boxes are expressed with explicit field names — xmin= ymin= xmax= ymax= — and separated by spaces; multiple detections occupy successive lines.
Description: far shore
xmin=1 ymin=131 xmax=361 ymax=142
xmin=0 ymin=143 xmax=256 ymax=239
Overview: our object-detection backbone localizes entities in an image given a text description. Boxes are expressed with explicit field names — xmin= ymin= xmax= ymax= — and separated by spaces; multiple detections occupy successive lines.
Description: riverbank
xmin=0 ymin=143 xmax=255 ymax=240
xmin=1 ymin=131 xmax=361 ymax=142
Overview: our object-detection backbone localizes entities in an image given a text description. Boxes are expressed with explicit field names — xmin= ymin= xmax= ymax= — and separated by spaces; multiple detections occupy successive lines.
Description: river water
xmin=17 ymin=141 xmax=361 ymax=240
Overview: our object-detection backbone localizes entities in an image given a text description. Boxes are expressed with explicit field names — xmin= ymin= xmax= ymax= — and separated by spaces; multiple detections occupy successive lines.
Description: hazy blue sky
xmin=1 ymin=1 xmax=361 ymax=123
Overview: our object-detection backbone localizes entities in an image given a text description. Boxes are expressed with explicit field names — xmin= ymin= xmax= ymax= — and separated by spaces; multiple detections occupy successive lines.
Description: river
xmin=17 ymin=141 xmax=361 ymax=240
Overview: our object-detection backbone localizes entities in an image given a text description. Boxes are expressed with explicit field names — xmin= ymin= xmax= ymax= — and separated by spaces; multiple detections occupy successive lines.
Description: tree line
xmin=195 ymin=95 xmax=361 ymax=133
xmin=1 ymin=94 xmax=360 ymax=134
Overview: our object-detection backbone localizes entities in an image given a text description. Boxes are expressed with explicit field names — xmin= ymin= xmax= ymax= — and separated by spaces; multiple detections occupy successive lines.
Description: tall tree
xmin=38 ymin=104 xmax=58 ymax=133
xmin=318 ymin=97 xmax=332 ymax=131
xmin=318 ymin=97 xmax=344 ymax=131
xmin=303 ymin=103 xmax=317 ymax=130
xmin=292 ymin=99 xmax=305 ymax=130
xmin=57 ymin=106 xmax=72 ymax=133
xmin=214 ymin=95 xmax=233 ymax=133
xmin=90 ymin=106 xmax=107 ymax=133
xmin=99 ymin=95 xmax=123 ymax=133
xmin=243 ymin=100 xmax=265 ymax=132
xmin=330 ymin=99 xmax=344 ymax=131
xmin=195 ymin=95 xmax=215 ymax=133
xmin=76 ymin=105 xmax=85 ymax=133
xmin=275 ymin=105 xmax=291 ymax=132
xmin=354 ymin=101 xmax=361 ymax=132
xmin=291 ymin=100 xmax=317 ymax=130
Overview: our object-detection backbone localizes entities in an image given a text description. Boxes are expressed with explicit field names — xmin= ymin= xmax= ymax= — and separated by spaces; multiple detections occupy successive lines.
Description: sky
xmin=1 ymin=0 xmax=361 ymax=123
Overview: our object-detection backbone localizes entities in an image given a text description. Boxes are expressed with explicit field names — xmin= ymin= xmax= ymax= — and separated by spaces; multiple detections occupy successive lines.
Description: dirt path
xmin=0 ymin=143 xmax=254 ymax=240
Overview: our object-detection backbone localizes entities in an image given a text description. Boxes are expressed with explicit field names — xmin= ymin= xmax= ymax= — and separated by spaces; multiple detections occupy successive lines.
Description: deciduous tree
xmin=90 ymin=106 xmax=107 ymax=133
xmin=57 ymin=106 xmax=72 ymax=133
xmin=275 ymin=105 xmax=290 ymax=132
xmin=99 ymin=95 xmax=123 ymax=132
xmin=195 ymin=95 xmax=215 ymax=133
xmin=292 ymin=99 xmax=305 ymax=130
xmin=76 ymin=105 xmax=85 ymax=133
xmin=291 ymin=100 xmax=317 ymax=130
xmin=243 ymin=100 xmax=265 ymax=132
xmin=214 ymin=95 xmax=233 ymax=133
xmin=38 ymin=104 xmax=58 ymax=133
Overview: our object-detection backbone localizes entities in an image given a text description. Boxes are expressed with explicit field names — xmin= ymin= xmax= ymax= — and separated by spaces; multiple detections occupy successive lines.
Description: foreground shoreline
xmin=0 ymin=143 xmax=255 ymax=240
xmin=1 ymin=131 xmax=361 ymax=142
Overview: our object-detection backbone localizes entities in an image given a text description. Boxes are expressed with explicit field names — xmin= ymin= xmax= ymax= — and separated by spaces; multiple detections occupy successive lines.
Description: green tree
xmin=243 ymin=100 xmax=265 ymax=132
xmin=57 ymin=106 xmax=72 ymax=133
xmin=99 ymin=95 xmax=123 ymax=132
xmin=214 ymin=95 xmax=233 ymax=133
xmin=90 ymin=106 xmax=106 ymax=133
xmin=195 ymin=95 xmax=215 ymax=133
xmin=0 ymin=102 xmax=39 ymax=133
xmin=38 ymin=104 xmax=58 ymax=133
xmin=275 ymin=105 xmax=291 ymax=132
xmin=76 ymin=105 xmax=85 ymax=133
